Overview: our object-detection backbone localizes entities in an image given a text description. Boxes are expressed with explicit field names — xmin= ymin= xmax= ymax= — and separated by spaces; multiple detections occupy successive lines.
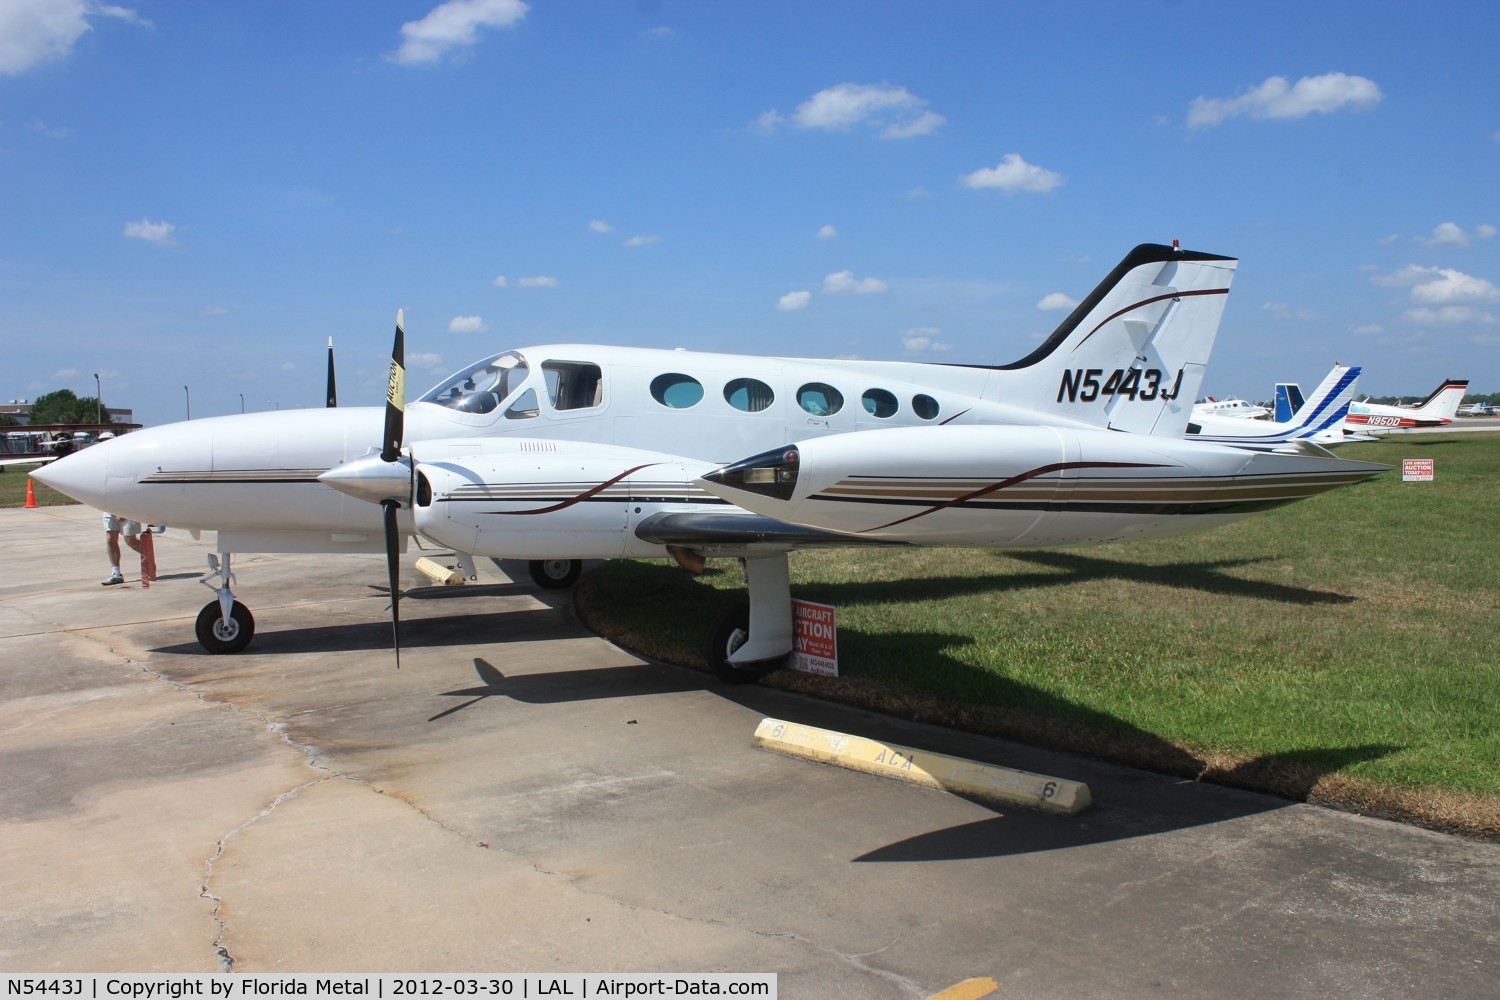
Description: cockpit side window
xmin=420 ymin=353 xmax=530 ymax=414
xmin=504 ymin=388 xmax=540 ymax=420
xmin=543 ymin=361 xmax=604 ymax=411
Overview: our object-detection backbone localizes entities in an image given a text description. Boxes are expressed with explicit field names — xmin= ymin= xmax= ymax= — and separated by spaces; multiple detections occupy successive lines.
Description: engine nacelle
xmin=698 ymin=425 xmax=1386 ymax=548
xmin=410 ymin=438 xmax=716 ymax=559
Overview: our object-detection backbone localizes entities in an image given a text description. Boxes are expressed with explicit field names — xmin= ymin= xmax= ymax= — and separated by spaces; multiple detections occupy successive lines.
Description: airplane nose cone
xmin=30 ymin=441 xmax=111 ymax=509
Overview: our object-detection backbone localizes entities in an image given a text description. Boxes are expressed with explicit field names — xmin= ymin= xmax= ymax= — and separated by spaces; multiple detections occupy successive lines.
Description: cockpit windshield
xmin=419 ymin=352 xmax=531 ymax=414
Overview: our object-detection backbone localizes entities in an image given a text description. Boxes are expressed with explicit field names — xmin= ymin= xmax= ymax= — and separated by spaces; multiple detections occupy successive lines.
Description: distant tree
xmin=0 ymin=414 xmax=19 ymax=427
xmin=28 ymin=389 xmax=116 ymax=425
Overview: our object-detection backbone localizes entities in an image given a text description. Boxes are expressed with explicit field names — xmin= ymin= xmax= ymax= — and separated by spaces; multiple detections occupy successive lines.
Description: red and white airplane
xmin=1344 ymin=378 xmax=1468 ymax=432
xmin=34 ymin=243 xmax=1388 ymax=680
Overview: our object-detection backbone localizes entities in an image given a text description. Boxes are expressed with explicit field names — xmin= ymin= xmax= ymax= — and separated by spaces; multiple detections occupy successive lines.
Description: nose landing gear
xmin=195 ymin=553 xmax=256 ymax=653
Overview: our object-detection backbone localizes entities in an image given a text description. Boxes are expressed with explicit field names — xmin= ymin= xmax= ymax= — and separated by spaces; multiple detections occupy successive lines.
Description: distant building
xmin=0 ymin=401 xmax=135 ymax=425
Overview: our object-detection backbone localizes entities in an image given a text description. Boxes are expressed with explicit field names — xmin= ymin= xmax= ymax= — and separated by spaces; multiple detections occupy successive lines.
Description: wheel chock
xmin=753 ymin=717 xmax=1091 ymax=815
xmin=414 ymin=557 xmax=464 ymax=586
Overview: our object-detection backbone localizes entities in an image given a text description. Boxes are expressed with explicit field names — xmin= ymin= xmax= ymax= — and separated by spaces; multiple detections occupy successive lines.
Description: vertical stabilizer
xmin=990 ymin=243 xmax=1239 ymax=437
xmin=1274 ymin=382 xmax=1305 ymax=422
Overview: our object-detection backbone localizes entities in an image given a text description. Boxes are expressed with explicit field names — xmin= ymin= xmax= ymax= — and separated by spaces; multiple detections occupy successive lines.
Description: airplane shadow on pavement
xmin=425 ymin=652 xmax=1400 ymax=862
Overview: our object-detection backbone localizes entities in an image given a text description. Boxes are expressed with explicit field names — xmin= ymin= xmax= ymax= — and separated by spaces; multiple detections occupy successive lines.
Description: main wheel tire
xmin=704 ymin=602 xmax=779 ymax=684
xmin=529 ymin=558 xmax=583 ymax=590
xmin=195 ymin=600 xmax=255 ymax=654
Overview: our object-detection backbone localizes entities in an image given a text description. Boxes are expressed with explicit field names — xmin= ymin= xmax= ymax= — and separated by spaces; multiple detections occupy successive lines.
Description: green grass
xmin=579 ymin=433 xmax=1500 ymax=836
xmin=0 ymin=463 xmax=72 ymax=507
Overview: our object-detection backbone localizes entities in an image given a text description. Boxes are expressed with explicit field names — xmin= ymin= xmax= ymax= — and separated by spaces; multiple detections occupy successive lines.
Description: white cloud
xmin=1409 ymin=268 xmax=1500 ymax=305
xmin=492 ymin=275 xmax=508 ymax=287
xmin=823 ymin=270 xmax=888 ymax=295
xmin=391 ymin=0 xmax=528 ymax=66
xmin=28 ymin=119 xmax=70 ymax=138
xmin=900 ymin=328 xmax=951 ymax=353
xmin=1037 ymin=292 xmax=1078 ymax=311
xmin=1418 ymin=222 xmax=1497 ymax=247
xmin=1188 ymin=72 xmax=1383 ymax=128
xmin=625 ymin=235 xmax=661 ymax=247
xmin=758 ymin=82 xmax=945 ymax=139
xmin=449 ymin=315 xmax=488 ymax=334
xmin=53 ymin=367 xmax=80 ymax=380
xmin=777 ymin=291 xmax=811 ymax=311
xmin=0 ymin=0 xmax=149 ymax=76
xmin=200 ymin=306 xmax=229 ymax=317
xmin=588 ymin=219 xmax=614 ymax=234
xmin=1404 ymin=306 xmax=1499 ymax=326
xmin=903 ymin=187 xmax=933 ymax=199
xmin=516 ymin=275 xmax=558 ymax=288
xmin=1377 ymin=233 xmax=1400 ymax=246
xmin=817 ymin=224 xmax=837 ymax=240
xmin=1350 ymin=323 xmax=1384 ymax=336
xmin=960 ymin=154 xmax=1065 ymax=194
xmin=1262 ymin=300 xmax=1320 ymax=322
xmin=407 ymin=351 xmax=446 ymax=371
xmin=282 ymin=362 xmax=296 ymax=371
xmin=123 ymin=217 xmax=175 ymax=245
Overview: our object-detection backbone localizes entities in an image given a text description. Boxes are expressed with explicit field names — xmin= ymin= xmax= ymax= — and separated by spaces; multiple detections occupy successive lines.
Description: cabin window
xmin=651 ymin=373 xmax=704 ymax=409
xmin=912 ymin=394 xmax=940 ymax=420
xmin=504 ymin=388 xmax=540 ymax=420
xmin=724 ymin=377 xmax=775 ymax=413
xmin=798 ymin=383 xmax=844 ymax=416
xmin=862 ymin=388 xmax=898 ymax=418
xmin=543 ymin=361 xmax=604 ymax=411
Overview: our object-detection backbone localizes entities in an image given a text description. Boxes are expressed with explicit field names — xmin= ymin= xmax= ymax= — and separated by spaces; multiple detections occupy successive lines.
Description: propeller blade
xmin=383 ymin=499 xmax=401 ymax=669
xmin=326 ymin=336 xmax=337 ymax=408
xmin=381 ymin=310 xmax=406 ymax=464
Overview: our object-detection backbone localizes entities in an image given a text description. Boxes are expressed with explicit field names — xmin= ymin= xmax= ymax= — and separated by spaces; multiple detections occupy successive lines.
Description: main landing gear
xmin=196 ymin=553 xmax=255 ymax=654
xmin=703 ymin=553 xmax=794 ymax=684
xmin=529 ymin=558 xmax=583 ymax=590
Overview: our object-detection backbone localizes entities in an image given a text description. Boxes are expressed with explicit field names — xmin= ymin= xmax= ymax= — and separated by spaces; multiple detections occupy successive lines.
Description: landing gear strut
xmin=196 ymin=552 xmax=255 ymax=653
xmin=704 ymin=554 xmax=793 ymax=684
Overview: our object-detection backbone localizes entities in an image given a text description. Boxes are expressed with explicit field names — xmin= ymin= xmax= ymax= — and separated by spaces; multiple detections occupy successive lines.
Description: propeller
xmin=315 ymin=311 xmax=414 ymax=668
xmin=382 ymin=312 xmax=406 ymax=668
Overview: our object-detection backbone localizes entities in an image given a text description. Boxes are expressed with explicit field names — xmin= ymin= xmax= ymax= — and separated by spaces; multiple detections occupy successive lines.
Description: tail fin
xmin=1188 ymin=365 xmax=1360 ymax=450
xmin=1409 ymin=378 xmax=1467 ymax=421
xmin=1274 ymin=382 xmax=1305 ymax=422
xmin=992 ymin=243 xmax=1239 ymax=437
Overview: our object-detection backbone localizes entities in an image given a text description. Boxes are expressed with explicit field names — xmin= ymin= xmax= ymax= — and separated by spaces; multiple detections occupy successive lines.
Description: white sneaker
xmin=102 ymin=572 xmax=124 ymax=586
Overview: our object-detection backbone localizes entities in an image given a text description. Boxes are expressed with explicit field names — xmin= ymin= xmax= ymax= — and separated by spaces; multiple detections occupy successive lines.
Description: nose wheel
xmin=195 ymin=599 xmax=255 ymax=654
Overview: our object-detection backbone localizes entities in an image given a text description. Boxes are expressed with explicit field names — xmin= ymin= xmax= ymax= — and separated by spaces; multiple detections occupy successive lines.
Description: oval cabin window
xmin=724 ymin=377 xmax=775 ymax=412
xmin=912 ymin=394 xmax=940 ymax=420
xmin=651 ymin=373 xmax=704 ymax=409
xmin=862 ymin=388 xmax=898 ymax=418
xmin=798 ymin=383 xmax=844 ymax=416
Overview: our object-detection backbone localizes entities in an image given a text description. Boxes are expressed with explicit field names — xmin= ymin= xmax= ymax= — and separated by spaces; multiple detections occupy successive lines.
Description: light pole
xmin=239 ymin=393 xmax=245 ymax=413
xmin=93 ymin=373 xmax=101 ymax=424
xmin=184 ymin=386 xmax=190 ymax=420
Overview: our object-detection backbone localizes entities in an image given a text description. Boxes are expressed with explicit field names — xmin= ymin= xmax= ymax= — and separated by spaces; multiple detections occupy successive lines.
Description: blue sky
xmin=3 ymin=0 xmax=1496 ymax=427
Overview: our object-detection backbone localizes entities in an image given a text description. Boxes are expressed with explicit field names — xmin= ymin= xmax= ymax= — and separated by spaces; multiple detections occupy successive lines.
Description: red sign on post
xmin=1402 ymin=458 xmax=1435 ymax=482
xmin=791 ymin=599 xmax=838 ymax=676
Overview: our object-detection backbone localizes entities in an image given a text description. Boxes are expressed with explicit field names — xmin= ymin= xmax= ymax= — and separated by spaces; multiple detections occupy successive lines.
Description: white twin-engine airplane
xmin=35 ymin=243 xmax=1388 ymax=680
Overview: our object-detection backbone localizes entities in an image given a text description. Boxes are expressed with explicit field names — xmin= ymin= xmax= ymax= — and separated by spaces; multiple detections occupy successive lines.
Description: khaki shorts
xmin=103 ymin=513 xmax=142 ymax=536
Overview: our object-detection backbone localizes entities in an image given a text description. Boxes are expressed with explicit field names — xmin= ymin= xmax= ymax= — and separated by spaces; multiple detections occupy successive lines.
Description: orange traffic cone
xmin=24 ymin=478 xmax=38 ymax=508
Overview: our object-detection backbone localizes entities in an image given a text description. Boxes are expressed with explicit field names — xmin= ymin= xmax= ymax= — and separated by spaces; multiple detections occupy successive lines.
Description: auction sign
xmin=1402 ymin=458 xmax=1435 ymax=482
xmin=791 ymin=599 xmax=838 ymax=676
